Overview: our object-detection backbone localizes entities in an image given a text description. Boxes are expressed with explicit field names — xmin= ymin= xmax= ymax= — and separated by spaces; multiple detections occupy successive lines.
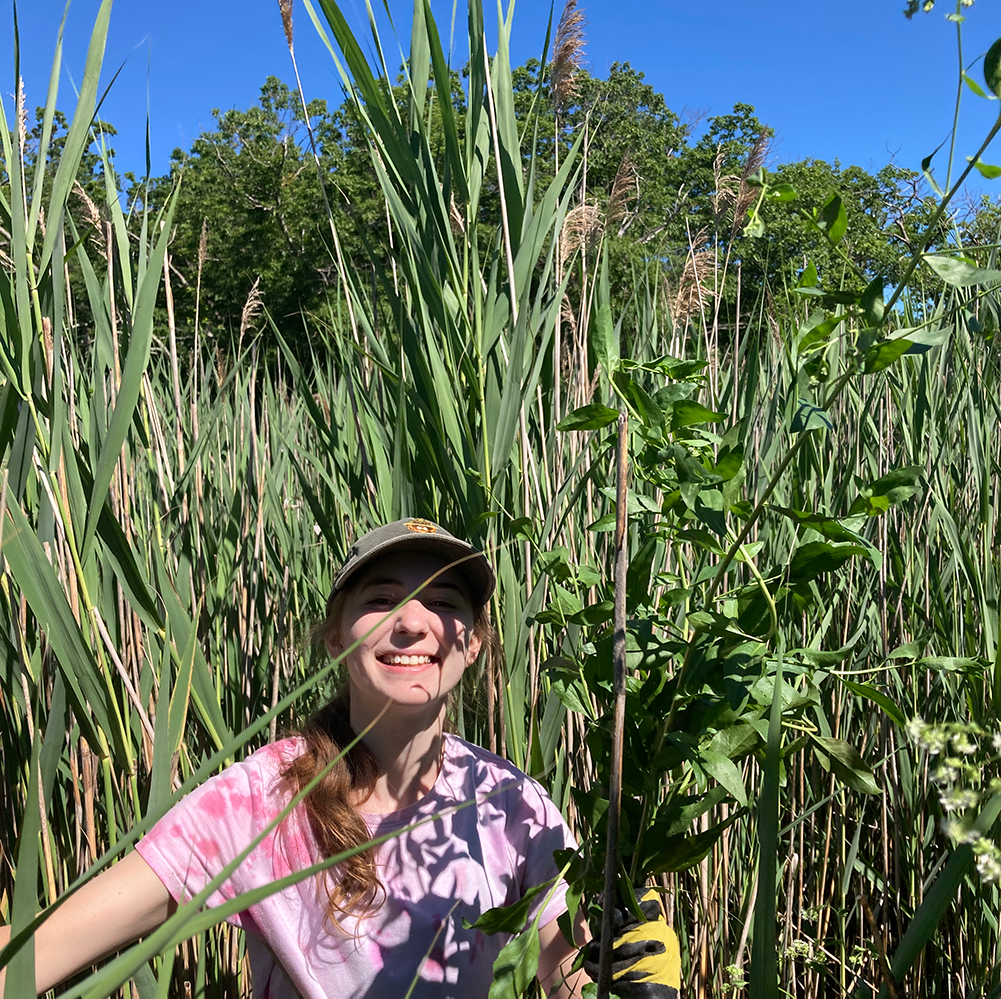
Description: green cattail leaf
xmin=80 ymin=192 xmax=177 ymax=562
xmin=38 ymin=0 xmax=112 ymax=275
xmin=1 ymin=488 xmax=123 ymax=762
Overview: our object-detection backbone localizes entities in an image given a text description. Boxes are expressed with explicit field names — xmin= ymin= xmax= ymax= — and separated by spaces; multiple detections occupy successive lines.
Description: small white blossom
xmin=976 ymin=850 xmax=1001 ymax=883
xmin=940 ymin=787 xmax=978 ymax=812
xmin=940 ymin=817 xmax=965 ymax=840
xmin=933 ymin=762 xmax=961 ymax=784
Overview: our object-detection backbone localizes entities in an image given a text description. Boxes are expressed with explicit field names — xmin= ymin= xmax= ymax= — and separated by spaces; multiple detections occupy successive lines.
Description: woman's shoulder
xmin=440 ymin=735 xmax=557 ymax=809
xmin=438 ymin=735 xmax=576 ymax=859
xmin=244 ymin=736 xmax=306 ymax=772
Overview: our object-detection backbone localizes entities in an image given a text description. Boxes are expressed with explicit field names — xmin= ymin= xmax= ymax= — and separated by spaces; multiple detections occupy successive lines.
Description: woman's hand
xmin=0 ymin=851 xmax=174 ymax=995
xmin=583 ymin=887 xmax=682 ymax=998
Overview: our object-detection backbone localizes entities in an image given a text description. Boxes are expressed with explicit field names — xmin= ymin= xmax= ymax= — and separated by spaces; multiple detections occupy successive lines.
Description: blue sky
xmin=3 ymin=0 xmax=1001 ymax=200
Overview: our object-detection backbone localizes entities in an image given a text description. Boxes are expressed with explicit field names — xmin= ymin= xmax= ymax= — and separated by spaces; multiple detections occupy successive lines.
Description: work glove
xmin=584 ymin=886 xmax=681 ymax=998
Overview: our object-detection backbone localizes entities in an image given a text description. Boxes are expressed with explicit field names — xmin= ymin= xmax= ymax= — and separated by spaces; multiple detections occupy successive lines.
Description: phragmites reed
xmin=730 ymin=131 xmax=771 ymax=240
xmin=73 ymin=181 xmax=104 ymax=242
xmin=669 ymin=239 xmax=716 ymax=327
xmin=551 ymin=0 xmax=587 ymax=114
xmin=449 ymin=193 xmax=465 ymax=239
xmin=16 ymin=77 xmax=27 ymax=160
xmin=560 ymin=203 xmax=604 ymax=266
xmin=197 ymin=218 xmax=209 ymax=274
xmin=279 ymin=0 xmax=294 ymax=50
xmin=607 ymin=152 xmax=638 ymax=236
xmin=239 ymin=276 xmax=264 ymax=338
xmin=711 ymin=148 xmax=739 ymax=229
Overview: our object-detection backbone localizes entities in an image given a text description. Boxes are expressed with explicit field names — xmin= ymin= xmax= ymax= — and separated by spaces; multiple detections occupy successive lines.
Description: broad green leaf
xmin=963 ymin=74 xmax=990 ymax=99
xmin=920 ymin=656 xmax=985 ymax=672
xmin=556 ymin=404 xmax=619 ymax=432
xmin=550 ymin=677 xmax=597 ymax=720
xmin=700 ymin=749 xmax=748 ymax=805
xmin=923 ymin=255 xmax=1001 ymax=287
xmin=849 ymin=466 xmax=922 ymax=517
xmin=838 ymin=679 xmax=907 ymax=729
xmin=745 ymin=211 xmax=765 ymax=238
xmin=645 ymin=810 xmax=744 ymax=875
xmin=821 ymin=194 xmax=847 ymax=246
xmin=865 ymin=337 xmax=911 ymax=373
xmin=861 ymin=275 xmax=885 ymax=327
xmin=767 ymin=183 xmax=796 ymax=202
xmin=487 ymin=923 xmax=540 ymax=999
xmin=789 ymin=541 xmax=866 ymax=583
xmin=709 ymin=723 xmax=761 ymax=761
xmin=810 ymin=735 xmax=880 ymax=794
xmin=797 ymin=311 xmax=843 ymax=355
xmin=789 ymin=399 xmax=834 ymax=434
xmin=967 ymin=157 xmax=1001 ymax=179
xmin=672 ymin=400 xmax=724 ymax=429
xmin=466 ymin=879 xmax=554 ymax=934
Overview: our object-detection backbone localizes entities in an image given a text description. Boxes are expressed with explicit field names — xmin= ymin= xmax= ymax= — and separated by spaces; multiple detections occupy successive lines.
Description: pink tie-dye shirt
xmin=136 ymin=733 xmax=575 ymax=998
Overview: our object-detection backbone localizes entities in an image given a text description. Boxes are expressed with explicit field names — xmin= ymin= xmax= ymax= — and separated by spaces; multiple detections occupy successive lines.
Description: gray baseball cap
xmin=328 ymin=518 xmax=496 ymax=607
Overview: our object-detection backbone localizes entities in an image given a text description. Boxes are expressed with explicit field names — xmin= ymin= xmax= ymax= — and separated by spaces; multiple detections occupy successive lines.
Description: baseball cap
xmin=328 ymin=518 xmax=496 ymax=607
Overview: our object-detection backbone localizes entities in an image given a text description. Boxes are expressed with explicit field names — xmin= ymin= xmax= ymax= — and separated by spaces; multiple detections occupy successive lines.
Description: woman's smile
xmin=376 ymin=652 xmax=438 ymax=668
xmin=328 ymin=551 xmax=482 ymax=712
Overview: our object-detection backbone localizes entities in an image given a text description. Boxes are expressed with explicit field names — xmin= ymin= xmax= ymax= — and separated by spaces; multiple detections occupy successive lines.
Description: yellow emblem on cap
xmin=405 ymin=518 xmax=438 ymax=534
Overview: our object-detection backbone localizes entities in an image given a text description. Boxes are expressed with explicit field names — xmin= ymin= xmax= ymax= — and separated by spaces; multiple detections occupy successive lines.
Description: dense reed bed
xmin=2 ymin=0 xmax=1001 ymax=996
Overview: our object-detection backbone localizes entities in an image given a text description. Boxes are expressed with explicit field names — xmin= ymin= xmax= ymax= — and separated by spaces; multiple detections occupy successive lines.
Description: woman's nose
xmin=393 ymin=598 xmax=430 ymax=635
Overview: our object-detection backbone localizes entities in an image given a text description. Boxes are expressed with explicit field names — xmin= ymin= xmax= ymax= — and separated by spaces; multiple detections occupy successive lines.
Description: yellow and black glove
xmin=584 ymin=887 xmax=681 ymax=998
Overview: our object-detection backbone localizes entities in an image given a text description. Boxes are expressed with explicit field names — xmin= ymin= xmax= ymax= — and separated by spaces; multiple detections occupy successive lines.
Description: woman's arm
xmin=0 ymin=851 xmax=175 ymax=995
xmin=538 ymin=910 xmax=591 ymax=998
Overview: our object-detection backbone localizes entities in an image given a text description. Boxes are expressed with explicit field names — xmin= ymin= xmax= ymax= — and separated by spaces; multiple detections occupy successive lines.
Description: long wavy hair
xmin=280 ymin=579 xmax=494 ymax=930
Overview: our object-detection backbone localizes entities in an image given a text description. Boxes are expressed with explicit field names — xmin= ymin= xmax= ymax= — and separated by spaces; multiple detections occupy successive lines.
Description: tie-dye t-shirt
xmin=136 ymin=733 xmax=575 ymax=998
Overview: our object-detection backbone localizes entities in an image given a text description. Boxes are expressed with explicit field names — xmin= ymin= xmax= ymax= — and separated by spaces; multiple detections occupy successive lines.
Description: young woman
xmin=0 ymin=519 xmax=588 ymax=997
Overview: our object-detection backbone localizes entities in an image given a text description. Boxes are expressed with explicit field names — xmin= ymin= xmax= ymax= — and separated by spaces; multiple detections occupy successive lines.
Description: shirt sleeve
xmin=135 ymin=742 xmax=301 ymax=930
xmin=505 ymin=777 xmax=578 ymax=930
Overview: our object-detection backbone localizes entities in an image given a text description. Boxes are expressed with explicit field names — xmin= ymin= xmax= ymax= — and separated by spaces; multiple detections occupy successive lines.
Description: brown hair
xmin=281 ymin=581 xmax=494 ymax=929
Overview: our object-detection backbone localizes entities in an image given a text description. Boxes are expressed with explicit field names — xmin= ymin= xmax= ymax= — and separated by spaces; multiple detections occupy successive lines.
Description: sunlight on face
xmin=327 ymin=552 xmax=482 ymax=713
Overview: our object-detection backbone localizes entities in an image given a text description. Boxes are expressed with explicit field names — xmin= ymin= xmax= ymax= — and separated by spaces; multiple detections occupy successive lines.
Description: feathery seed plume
xmin=731 ymin=131 xmax=771 ymax=239
xmin=551 ymin=0 xmax=587 ymax=114
xmin=240 ymin=277 xmax=264 ymax=337
xmin=669 ymin=238 xmax=716 ymax=326
xmin=16 ymin=77 xmax=27 ymax=159
xmin=448 ymin=193 xmax=465 ymax=238
xmin=607 ymin=153 xmax=638 ymax=233
xmin=279 ymin=0 xmax=295 ymax=50
xmin=197 ymin=218 xmax=209 ymax=272
xmin=560 ymin=203 xmax=603 ymax=267
xmin=73 ymin=181 xmax=103 ymax=233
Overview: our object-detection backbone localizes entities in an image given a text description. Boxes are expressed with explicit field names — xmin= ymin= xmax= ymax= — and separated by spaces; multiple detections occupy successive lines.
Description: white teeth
xmin=383 ymin=654 xmax=433 ymax=666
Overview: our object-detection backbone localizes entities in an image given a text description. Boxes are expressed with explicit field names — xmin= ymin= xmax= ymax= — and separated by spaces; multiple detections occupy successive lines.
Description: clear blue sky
xmin=3 ymin=0 xmax=1001 ymax=199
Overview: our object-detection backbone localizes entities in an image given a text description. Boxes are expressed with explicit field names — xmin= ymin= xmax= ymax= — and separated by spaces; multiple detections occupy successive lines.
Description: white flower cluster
xmin=910 ymin=716 xmax=1001 ymax=884
xmin=915 ymin=0 xmax=974 ymax=9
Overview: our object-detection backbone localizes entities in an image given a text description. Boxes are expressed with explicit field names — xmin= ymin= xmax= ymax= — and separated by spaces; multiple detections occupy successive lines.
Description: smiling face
xmin=326 ymin=552 xmax=483 ymax=717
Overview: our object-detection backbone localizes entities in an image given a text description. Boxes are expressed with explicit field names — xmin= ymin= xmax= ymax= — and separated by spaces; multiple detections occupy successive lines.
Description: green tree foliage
xmin=128 ymin=60 xmax=997 ymax=350
xmin=145 ymin=78 xmax=338 ymax=339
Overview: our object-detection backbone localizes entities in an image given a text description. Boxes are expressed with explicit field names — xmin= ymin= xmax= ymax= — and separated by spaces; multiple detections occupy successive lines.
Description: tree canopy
xmin=14 ymin=56 xmax=990 ymax=350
